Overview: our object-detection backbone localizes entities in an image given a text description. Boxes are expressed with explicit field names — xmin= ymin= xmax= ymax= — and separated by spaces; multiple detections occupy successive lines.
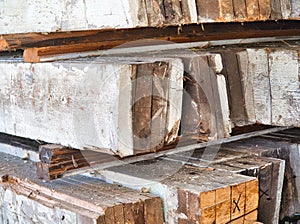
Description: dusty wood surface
xmin=211 ymin=44 xmax=300 ymax=128
xmin=220 ymin=128 xmax=300 ymax=221
xmin=0 ymin=1 xmax=299 ymax=35
xmin=0 ymin=152 xmax=164 ymax=224
xmin=1 ymin=20 xmax=300 ymax=60
xmin=94 ymin=157 xmax=258 ymax=223
xmin=0 ymin=56 xmax=183 ymax=157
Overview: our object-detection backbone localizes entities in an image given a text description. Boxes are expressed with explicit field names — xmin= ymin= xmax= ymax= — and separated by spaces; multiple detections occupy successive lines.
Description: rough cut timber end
xmin=0 ymin=37 xmax=9 ymax=51
xmin=23 ymin=47 xmax=40 ymax=62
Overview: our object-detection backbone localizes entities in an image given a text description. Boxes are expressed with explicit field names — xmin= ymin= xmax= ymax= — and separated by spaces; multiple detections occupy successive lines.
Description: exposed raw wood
xmin=233 ymin=0 xmax=247 ymax=20
xmin=220 ymin=50 xmax=250 ymax=127
xmin=1 ymin=21 xmax=300 ymax=56
xmin=258 ymin=0 xmax=271 ymax=20
xmin=0 ymin=56 xmax=183 ymax=157
xmin=167 ymin=146 xmax=284 ymax=224
xmin=0 ymin=152 xmax=164 ymax=224
xmin=220 ymin=129 xmax=300 ymax=222
xmin=245 ymin=0 xmax=260 ymax=20
xmin=95 ymin=159 xmax=258 ymax=223
xmin=36 ymin=144 xmax=118 ymax=180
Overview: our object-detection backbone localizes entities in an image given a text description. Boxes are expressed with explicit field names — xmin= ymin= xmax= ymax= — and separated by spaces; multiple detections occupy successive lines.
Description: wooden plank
xmin=150 ymin=63 xmax=169 ymax=151
xmin=181 ymin=0 xmax=198 ymax=23
xmin=163 ymin=0 xmax=182 ymax=24
xmin=169 ymin=142 xmax=284 ymax=224
xmin=137 ymin=51 xmax=230 ymax=140
xmin=1 ymin=21 xmax=300 ymax=54
xmin=132 ymin=64 xmax=153 ymax=153
xmin=145 ymin=0 xmax=165 ymax=26
xmin=290 ymin=0 xmax=300 ymax=18
xmin=0 ymin=152 xmax=164 ymax=224
xmin=0 ymin=57 xmax=183 ymax=157
xmin=270 ymin=0 xmax=282 ymax=19
xmin=36 ymin=144 xmax=117 ymax=180
xmin=236 ymin=50 xmax=256 ymax=124
xmin=0 ymin=0 xmax=145 ymax=35
xmin=280 ymin=0 xmax=292 ymax=19
xmin=218 ymin=133 xmax=300 ymax=223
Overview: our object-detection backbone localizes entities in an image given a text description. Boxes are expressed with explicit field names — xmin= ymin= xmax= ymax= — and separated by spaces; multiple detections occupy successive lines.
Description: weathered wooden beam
xmin=0 ymin=56 xmax=183 ymax=157
xmin=1 ymin=0 xmax=299 ymax=35
xmin=219 ymin=128 xmax=300 ymax=221
xmin=95 ymin=159 xmax=259 ymax=223
xmin=213 ymin=45 xmax=300 ymax=128
xmin=0 ymin=152 xmax=164 ymax=224
xmin=1 ymin=20 xmax=300 ymax=54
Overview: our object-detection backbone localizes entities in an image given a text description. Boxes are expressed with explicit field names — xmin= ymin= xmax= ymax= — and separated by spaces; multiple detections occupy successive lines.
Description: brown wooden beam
xmin=1 ymin=20 xmax=300 ymax=58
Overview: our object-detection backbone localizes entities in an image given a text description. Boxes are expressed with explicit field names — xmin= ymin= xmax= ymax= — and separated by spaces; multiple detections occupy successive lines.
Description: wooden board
xmin=0 ymin=152 xmax=164 ymax=224
xmin=0 ymin=56 xmax=183 ymax=157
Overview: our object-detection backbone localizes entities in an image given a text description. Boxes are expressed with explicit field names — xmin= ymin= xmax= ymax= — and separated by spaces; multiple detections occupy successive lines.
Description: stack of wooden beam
xmin=1 ymin=1 xmax=300 ymax=223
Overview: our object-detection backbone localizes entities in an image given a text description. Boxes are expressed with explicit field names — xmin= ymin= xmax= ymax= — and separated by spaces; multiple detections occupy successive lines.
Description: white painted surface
xmin=269 ymin=50 xmax=300 ymax=126
xmin=0 ymin=0 xmax=142 ymax=34
xmin=247 ymin=48 xmax=272 ymax=125
xmin=0 ymin=57 xmax=183 ymax=156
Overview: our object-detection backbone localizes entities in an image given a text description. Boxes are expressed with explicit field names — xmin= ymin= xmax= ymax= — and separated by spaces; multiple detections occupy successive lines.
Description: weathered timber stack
xmin=1 ymin=0 xmax=300 ymax=223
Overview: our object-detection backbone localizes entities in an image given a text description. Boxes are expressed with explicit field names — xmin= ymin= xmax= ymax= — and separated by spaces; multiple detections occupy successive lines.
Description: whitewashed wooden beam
xmin=0 ymin=56 xmax=184 ymax=157
xmin=269 ymin=49 xmax=300 ymax=126
xmin=0 ymin=0 xmax=299 ymax=35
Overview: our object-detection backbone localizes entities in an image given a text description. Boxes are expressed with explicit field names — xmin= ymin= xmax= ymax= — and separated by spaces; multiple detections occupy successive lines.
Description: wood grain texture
xmin=96 ymin=158 xmax=257 ymax=223
xmin=0 ymin=152 xmax=164 ymax=224
xmin=0 ymin=56 xmax=183 ymax=157
xmin=258 ymin=0 xmax=271 ymax=20
xmin=233 ymin=0 xmax=247 ymax=20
